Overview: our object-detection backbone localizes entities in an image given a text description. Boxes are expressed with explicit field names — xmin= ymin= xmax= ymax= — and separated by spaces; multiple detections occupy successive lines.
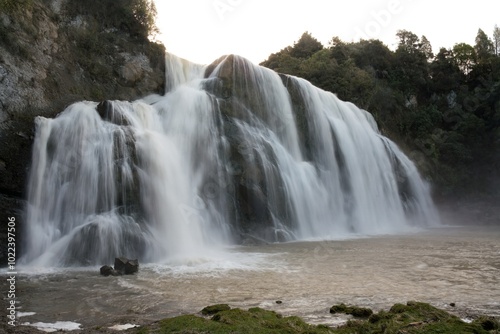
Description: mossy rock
xmin=473 ymin=316 xmax=499 ymax=331
xmin=367 ymin=310 xmax=392 ymax=323
xmin=156 ymin=306 xmax=331 ymax=334
xmin=334 ymin=301 xmax=492 ymax=334
xmin=329 ymin=303 xmax=349 ymax=314
xmin=137 ymin=302 xmax=497 ymax=333
xmin=201 ymin=304 xmax=231 ymax=316
xmin=330 ymin=303 xmax=373 ymax=317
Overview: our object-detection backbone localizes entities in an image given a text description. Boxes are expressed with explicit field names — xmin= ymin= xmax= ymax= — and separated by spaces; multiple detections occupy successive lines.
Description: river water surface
xmin=13 ymin=224 xmax=500 ymax=331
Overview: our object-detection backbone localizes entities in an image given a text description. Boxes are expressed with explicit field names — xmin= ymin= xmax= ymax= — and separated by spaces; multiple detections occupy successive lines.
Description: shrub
xmin=65 ymin=0 xmax=158 ymax=40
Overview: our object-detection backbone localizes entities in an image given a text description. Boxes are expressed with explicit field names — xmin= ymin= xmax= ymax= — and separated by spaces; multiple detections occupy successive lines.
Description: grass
xmin=143 ymin=307 xmax=333 ymax=334
xmin=132 ymin=301 xmax=499 ymax=334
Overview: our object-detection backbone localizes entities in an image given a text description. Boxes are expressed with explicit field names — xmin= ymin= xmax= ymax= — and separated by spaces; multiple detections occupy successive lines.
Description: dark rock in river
xmin=114 ymin=257 xmax=139 ymax=275
xmin=100 ymin=265 xmax=118 ymax=276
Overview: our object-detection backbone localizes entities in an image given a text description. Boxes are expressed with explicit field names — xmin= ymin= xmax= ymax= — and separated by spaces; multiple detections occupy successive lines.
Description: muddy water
xmin=14 ymin=225 xmax=500 ymax=330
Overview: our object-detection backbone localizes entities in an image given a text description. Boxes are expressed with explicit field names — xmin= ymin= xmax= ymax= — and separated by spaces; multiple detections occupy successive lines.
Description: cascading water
xmin=22 ymin=53 xmax=439 ymax=266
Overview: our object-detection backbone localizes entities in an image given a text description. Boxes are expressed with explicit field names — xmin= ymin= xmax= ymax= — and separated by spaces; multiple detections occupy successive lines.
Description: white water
xmin=22 ymin=54 xmax=439 ymax=267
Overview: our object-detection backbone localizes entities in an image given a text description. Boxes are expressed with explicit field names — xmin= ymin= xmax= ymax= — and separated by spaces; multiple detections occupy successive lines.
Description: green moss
xmin=472 ymin=316 xmax=500 ymax=331
xmin=201 ymin=304 xmax=231 ymax=315
xmin=333 ymin=301 xmax=492 ymax=334
xmin=151 ymin=306 xmax=332 ymax=334
xmin=134 ymin=302 xmax=497 ymax=334
xmin=0 ymin=0 xmax=33 ymax=13
xmin=330 ymin=303 xmax=373 ymax=317
xmin=329 ymin=303 xmax=349 ymax=314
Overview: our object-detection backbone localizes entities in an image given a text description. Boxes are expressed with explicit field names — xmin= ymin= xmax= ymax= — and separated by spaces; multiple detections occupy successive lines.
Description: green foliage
xmin=430 ymin=48 xmax=464 ymax=93
xmin=135 ymin=302 xmax=497 ymax=334
xmin=330 ymin=303 xmax=373 ymax=317
xmin=290 ymin=32 xmax=324 ymax=59
xmin=0 ymin=0 xmax=32 ymax=13
xmin=201 ymin=304 xmax=231 ymax=315
xmin=333 ymin=301 xmax=492 ymax=334
xmin=65 ymin=0 xmax=158 ymax=40
xmin=261 ymin=29 xmax=500 ymax=196
xmin=350 ymin=39 xmax=393 ymax=78
xmin=473 ymin=316 xmax=500 ymax=330
xmin=396 ymin=30 xmax=420 ymax=53
xmin=153 ymin=306 xmax=332 ymax=334
xmin=392 ymin=35 xmax=430 ymax=100
xmin=61 ymin=0 xmax=164 ymax=85
xmin=475 ymin=29 xmax=495 ymax=62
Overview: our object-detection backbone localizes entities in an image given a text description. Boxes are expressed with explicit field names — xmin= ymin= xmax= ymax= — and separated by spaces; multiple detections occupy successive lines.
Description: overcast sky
xmin=154 ymin=0 xmax=499 ymax=65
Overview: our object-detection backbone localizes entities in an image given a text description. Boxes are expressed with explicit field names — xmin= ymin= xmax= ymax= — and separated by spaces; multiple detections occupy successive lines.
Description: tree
xmin=474 ymin=28 xmax=494 ymax=62
xmin=396 ymin=30 xmax=420 ymax=53
xmin=289 ymin=32 xmax=323 ymax=59
xmin=430 ymin=48 xmax=463 ymax=93
xmin=453 ymin=43 xmax=476 ymax=74
xmin=393 ymin=30 xmax=430 ymax=100
xmin=329 ymin=36 xmax=350 ymax=64
xmin=66 ymin=0 xmax=159 ymax=39
xmin=420 ymin=35 xmax=434 ymax=60
xmin=260 ymin=51 xmax=302 ymax=76
xmin=350 ymin=39 xmax=393 ymax=79
xmin=493 ymin=25 xmax=500 ymax=56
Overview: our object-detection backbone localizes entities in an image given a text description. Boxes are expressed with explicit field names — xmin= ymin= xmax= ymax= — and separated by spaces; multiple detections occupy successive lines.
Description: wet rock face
xmin=0 ymin=0 xmax=165 ymax=265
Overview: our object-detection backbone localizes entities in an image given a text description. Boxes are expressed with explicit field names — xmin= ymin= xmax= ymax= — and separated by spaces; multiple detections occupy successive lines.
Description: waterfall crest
xmin=23 ymin=54 xmax=439 ymax=266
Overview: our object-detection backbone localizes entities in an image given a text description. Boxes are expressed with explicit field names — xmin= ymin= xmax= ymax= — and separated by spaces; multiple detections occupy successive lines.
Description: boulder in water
xmin=114 ymin=257 xmax=139 ymax=275
xmin=100 ymin=265 xmax=118 ymax=277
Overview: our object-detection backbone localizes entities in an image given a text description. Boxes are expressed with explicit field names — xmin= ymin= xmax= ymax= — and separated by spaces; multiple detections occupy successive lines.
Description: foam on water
xmin=23 ymin=321 xmax=81 ymax=332
xmin=142 ymin=248 xmax=288 ymax=276
xmin=108 ymin=324 xmax=139 ymax=330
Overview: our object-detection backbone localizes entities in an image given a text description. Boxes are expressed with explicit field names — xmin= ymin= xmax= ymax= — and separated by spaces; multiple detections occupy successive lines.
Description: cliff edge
xmin=0 ymin=0 xmax=165 ymax=264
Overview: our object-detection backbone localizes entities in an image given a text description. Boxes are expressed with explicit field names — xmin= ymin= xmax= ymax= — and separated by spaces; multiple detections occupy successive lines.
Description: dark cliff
xmin=0 ymin=0 xmax=165 ymax=264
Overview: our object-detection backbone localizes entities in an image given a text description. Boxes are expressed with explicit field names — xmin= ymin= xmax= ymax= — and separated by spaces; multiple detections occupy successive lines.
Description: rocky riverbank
xmin=2 ymin=301 xmax=498 ymax=333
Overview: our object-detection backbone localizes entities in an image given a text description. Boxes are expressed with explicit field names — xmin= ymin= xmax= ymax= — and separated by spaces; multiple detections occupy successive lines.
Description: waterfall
xmin=22 ymin=54 xmax=439 ymax=266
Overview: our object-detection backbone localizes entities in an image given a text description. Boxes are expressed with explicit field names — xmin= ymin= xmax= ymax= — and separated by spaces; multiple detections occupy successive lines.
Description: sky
xmin=154 ymin=0 xmax=499 ymax=65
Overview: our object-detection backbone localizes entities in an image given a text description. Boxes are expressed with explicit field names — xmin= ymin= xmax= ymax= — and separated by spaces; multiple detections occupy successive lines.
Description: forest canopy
xmin=260 ymin=29 xmax=500 ymax=198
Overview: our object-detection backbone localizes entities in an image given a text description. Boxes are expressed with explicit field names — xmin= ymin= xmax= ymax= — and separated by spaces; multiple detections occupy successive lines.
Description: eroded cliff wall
xmin=0 ymin=0 xmax=165 ymax=264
